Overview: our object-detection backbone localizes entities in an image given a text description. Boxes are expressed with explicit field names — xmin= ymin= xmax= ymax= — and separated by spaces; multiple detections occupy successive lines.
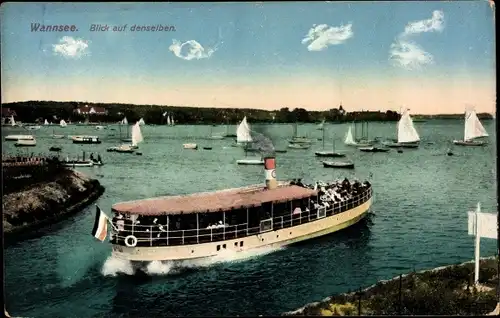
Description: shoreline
xmin=3 ymin=169 xmax=105 ymax=243
xmin=284 ymin=256 xmax=499 ymax=316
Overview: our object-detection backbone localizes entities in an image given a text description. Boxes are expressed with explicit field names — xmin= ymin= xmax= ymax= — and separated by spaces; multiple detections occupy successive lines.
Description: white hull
xmin=236 ymin=159 xmax=264 ymax=165
xmin=15 ymin=140 xmax=37 ymax=147
xmin=183 ymin=143 xmax=198 ymax=149
xmin=453 ymin=139 xmax=486 ymax=146
xmin=4 ymin=135 xmax=35 ymax=141
xmin=52 ymin=135 xmax=65 ymax=139
xmin=111 ymin=198 xmax=372 ymax=262
xmin=62 ymin=161 xmax=94 ymax=167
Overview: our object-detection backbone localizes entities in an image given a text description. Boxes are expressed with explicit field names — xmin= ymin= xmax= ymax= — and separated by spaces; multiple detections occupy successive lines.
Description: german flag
xmin=91 ymin=205 xmax=108 ymax=242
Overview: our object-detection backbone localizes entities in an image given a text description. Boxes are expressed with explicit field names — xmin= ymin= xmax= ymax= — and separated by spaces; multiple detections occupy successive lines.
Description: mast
xmin=322 ymin=128 xmax=325 ymax=149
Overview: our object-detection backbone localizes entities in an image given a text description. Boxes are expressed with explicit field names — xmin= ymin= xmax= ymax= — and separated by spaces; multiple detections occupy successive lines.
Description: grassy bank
xmin=284 ymin=257 xmax=499 ymax=316
xmin=3 ymin=168 xmax=105 ymax=242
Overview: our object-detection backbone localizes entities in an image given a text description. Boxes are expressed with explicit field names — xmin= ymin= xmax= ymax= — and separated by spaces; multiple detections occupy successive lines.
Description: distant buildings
xmin=74 ymin=105 xmax=108 ymax=116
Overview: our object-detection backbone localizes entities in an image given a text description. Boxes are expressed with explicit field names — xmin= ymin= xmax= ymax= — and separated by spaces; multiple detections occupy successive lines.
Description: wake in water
xmin=101 ymin=245 xmax=285 ymax=277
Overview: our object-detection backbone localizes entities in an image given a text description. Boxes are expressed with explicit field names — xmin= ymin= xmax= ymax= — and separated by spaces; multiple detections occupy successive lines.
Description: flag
xmin=91 ymin=205 xmax=109 ymax=242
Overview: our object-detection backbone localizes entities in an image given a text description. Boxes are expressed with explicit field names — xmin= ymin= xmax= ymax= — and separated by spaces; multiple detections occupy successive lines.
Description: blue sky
xmin=0 ymin=1 xmax=496 ymax=114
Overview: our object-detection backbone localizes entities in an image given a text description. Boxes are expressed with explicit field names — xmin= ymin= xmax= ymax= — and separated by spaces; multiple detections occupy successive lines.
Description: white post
xmin=474 ymin=202 xmax=481 ymax=285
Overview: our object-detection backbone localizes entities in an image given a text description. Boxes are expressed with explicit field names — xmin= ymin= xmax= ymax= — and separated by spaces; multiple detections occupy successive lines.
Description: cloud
xmin=390 ymin=10 xmax=444 ymax=70
xmin=169 ymin=39 xmax=217 ymax=61
xmin=52 ymin=36 xmax=89 ymax=59
xmin=402 ymin=10 xmax=445 ymax=37
xmin=389 ymin=40 xmax=433 ymax=70
xmin=301 ymin=23 xmax=353 ymax=51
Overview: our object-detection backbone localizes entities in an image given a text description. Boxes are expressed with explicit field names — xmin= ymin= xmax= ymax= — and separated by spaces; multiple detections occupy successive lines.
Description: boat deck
xmin=112 ymin=183 xmax=317 ymax=215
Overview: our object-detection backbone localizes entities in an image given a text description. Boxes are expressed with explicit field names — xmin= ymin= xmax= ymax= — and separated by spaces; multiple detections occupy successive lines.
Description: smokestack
xmin=264 ymin=156 xmax=277 ymax=190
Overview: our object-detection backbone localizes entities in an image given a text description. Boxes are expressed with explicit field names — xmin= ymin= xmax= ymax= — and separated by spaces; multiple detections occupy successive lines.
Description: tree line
xmin=1 ymin=101 xmax=493 ymax=125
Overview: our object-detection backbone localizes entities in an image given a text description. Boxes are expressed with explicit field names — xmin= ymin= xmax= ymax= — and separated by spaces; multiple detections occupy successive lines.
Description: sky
xmin=0 ymin=1 xmax=496 ymax=114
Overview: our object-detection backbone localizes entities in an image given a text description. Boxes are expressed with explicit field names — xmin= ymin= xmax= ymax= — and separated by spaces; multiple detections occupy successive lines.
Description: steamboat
xmin=95 ymin=156 xmax=373 ymax=264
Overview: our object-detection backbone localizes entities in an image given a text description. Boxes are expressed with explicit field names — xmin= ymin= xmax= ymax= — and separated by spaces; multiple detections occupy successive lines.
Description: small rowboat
xmin=322 ymin=160 xmax=355 ymax=169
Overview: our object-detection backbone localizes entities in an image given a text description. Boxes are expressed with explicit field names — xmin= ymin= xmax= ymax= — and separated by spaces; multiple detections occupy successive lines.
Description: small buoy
xmin=136 ymin=152 xmax=143 ymax=156
xmin=447 ymin=152 xmax=454 ymax=156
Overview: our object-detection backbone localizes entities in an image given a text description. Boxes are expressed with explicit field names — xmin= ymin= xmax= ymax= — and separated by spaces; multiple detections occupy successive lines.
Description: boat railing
xmin=112 ymin=186 xmax=372 ymax=247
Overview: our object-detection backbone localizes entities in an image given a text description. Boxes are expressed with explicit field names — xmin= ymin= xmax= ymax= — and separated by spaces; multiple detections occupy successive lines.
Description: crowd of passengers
xmin=111 ymin=178 xmax=371 ymax=240
xmin=290 ymin=178 xmax=371 ymax=207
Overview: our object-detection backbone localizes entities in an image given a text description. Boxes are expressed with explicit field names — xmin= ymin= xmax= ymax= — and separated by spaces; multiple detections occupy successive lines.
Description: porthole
xmin=240 ymin=241 xmax=243 ymax=247
xmin=261 ymin=238 xmax=264 ymax=242
xmin=191 ymin=250 xmax=194 ymax=253
xmin=217 ymin=245 xmax=221 ymax=251
xmin=234 ymin=242 xmax=238 ymax=247
xmin=289 ymin=232 xmax=292 ymax=235
xmin=276 ymin=235 xmax=279 ymax=238
xmin=223 ymin=244 xmax=226 ymax=249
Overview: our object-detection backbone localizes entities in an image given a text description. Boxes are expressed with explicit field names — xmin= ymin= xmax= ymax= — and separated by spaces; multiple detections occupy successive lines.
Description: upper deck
xmin=112 ymin=182 xmax=318 ymax=216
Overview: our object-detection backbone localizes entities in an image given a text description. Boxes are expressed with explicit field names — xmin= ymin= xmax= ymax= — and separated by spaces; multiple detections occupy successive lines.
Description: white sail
xmin=344 ymin=126 xmax=356 ymax=145
xmin=167 ymin=116 xmax=172 ymax=126
xmin=171 ymin=116 xmax=175 ymax=125
xmin=236 ymin=116 xmax=252 ymax=143
xmin=60 ymin=119 xmax=67 ymax=127
xmin=44 ymin=119 xmax=49 ymax=125
xmin=397 ymin=109 xmax=420 ymax=143
xmin=121 ymin=117 xmax=128 ymax=125
xmin=138 ymin=118 xmax=145 ymax=126
xmin=464 ymin=110 xmax=489 ymax=141
xmin=131 ymin=122 xmax=144 ymax=146
xmin=10 ymin=115 xmax=15 ymax=126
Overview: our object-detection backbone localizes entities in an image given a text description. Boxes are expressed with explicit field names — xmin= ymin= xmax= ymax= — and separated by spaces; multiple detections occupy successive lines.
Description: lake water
xmin=3 ymin=120 xmax=497 ymax=317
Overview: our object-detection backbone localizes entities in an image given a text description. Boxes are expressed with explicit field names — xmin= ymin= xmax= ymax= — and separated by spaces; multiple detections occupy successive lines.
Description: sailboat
xmin=383 ymin=109 xmax=420 ymax=148
xmin=344 ymin=125 xmax=372 ymax=147
xmin=453 ymin=109 xmax=489 ymax=146
xmin=60 ymin=119 xmax=67 ymax=127
xmin=289 ymin=122 xmax=312 ymax=144
xmin=138 ymin=118 xmax=146 ymax=126
xmin=119 ymin=117 xmax=132 ymax=142
xmin=167 ymin=116 xmax=172 ymax=126
xmin=44 ymin=119 xmax=49 ymax=125
xmin=355 ymin=121 xmax=376 ymax=144
xmin=131 ymin=122 xmax=144 ymax=149
xmin=10 ymin=115 xmax=16 ymax=127
xmin=315 ymin=128 xmax=346 ymax=157
xmin=317 ymin=119 xmax=325 ymax=130
xmin=236 ymin=116 xmax=263 ymax=165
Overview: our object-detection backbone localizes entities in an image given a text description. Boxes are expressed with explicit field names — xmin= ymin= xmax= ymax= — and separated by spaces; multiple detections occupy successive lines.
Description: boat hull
xmin=453 ymin=140 xmax=486 ymax=146
xmin=72 ymin=139 xmax=102 ymax=144
xmin=383 ymin=142 xmax=419 ymax=148
xmin=62 ymin=161 xmax=94 ymax=167
xmin=315 ymin=152 xmax=346 ymax=158
xmin=359 ymin=147 xmax=389 ymax=153
xmin=111 ymin=198 xmax=372 ymax=262
xmin=236 ymin=159 xmax=264 ymax=165
xmin=322 ymin=161 xmax=355 ymax=169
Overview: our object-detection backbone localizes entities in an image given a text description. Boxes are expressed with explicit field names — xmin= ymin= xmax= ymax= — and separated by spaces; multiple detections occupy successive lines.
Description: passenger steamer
xmin=96 ymin=157 xmax=373 ymax=263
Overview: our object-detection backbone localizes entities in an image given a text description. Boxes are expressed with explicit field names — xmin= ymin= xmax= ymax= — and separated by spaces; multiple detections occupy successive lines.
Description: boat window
xmin=222 ymin=244 xmax=226 ymax=249
xmin=260 ymin=219 xmax=273 ymax=233
xmin=318 ymin=207 xmax=326 ymax=219
xmin=247 ymin=206 xmax=261 ymax=228
xmin=272 ymin=202 xmax=287 ymax=217
xmin=217 ymin=245 xmax=221 ymax=251
xmin=240 ymin=241 xmax=243 ymax=247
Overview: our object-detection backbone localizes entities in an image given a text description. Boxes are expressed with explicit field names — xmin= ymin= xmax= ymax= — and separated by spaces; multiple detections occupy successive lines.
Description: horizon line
xmin=1 ymin=99 xmax=494 ymax=116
